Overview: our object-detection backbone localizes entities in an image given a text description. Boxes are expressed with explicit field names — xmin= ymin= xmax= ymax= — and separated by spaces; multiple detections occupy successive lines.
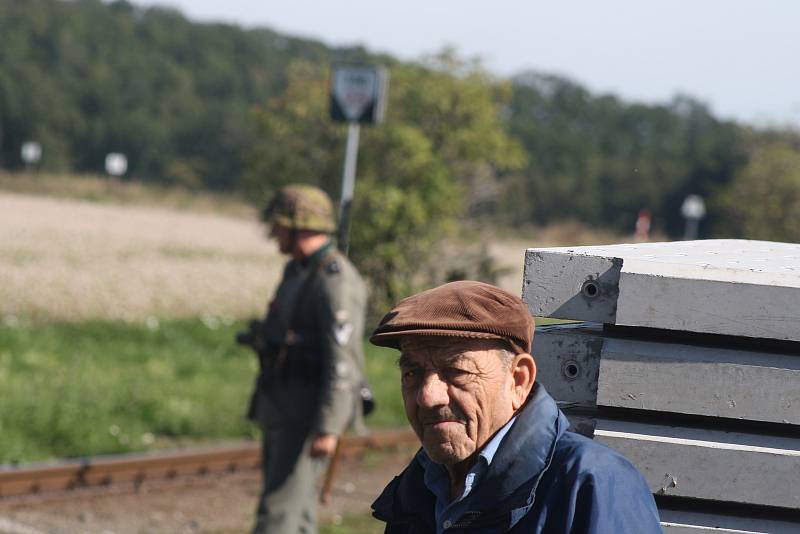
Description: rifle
xmin=236 ymin=319 xmax=272 ymax=422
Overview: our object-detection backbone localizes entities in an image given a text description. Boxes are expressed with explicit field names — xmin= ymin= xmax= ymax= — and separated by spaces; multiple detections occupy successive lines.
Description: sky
xmin=133 ymin=0 xmax=800 ymax=127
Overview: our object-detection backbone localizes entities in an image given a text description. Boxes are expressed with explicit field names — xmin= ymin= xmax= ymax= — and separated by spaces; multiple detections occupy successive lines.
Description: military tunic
xmin=250 ymin=241 xmax=367 ymax=533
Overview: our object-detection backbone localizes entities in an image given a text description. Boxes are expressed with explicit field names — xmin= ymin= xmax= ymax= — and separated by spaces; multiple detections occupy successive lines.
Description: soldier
xmin=239 ymin=184 xmax=368 ymax=533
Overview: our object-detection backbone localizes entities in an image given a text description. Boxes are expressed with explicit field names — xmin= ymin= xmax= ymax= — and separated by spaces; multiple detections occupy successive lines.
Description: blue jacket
xmin=372 ymin=385 xmax=662 ymax=533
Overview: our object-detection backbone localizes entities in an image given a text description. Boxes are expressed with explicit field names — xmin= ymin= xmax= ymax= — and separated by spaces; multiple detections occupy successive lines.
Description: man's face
xmin=269 ymin=223 xmax=292 ymax=254
xmin=399 ymin=337 xmax=517 ymax=469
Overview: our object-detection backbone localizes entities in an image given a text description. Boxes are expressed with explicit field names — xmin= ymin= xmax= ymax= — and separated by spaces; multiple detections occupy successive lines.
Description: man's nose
xmin=417 ymin=372 xmax=449 ymax=408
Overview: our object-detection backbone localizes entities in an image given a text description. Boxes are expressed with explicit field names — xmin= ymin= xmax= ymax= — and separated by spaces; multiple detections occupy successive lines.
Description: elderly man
xmin=369 ymin=281 xmax=662 ymax=533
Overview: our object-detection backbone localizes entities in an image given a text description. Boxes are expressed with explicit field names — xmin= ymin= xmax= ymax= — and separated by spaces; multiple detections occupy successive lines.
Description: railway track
xmin=0 ymin=429 xmax=417 ymax=502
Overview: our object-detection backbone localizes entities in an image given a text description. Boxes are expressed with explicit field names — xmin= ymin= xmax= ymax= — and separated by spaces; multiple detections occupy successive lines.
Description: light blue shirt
xmin=419 ymin=416 xmax=518 ymax=533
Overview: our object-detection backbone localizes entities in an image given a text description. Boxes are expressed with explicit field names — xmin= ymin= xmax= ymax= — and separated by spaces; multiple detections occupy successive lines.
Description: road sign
xmin=329 ymin=65 xmax=390 ymax=253
xmin=330 ymin=65 xmax=388 ymax=124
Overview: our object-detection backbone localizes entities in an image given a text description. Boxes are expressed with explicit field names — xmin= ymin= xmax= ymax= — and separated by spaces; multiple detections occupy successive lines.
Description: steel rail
xmin=0 ymin=429 xmax=417 ymax=500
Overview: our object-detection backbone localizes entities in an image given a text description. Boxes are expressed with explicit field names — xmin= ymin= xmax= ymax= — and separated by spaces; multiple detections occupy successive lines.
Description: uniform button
xmin=443 ymin=519 xmax=452 ymax=529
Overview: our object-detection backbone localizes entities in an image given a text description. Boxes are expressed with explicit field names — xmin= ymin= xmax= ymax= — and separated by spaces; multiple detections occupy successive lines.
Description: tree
xmin=505 ymin=73 xmax=744 ymax=236
xmin=714 ymin=131 xmax=800 ymax=242
xmin=0 ymin=0 xmax=335 ymax=183
xmin=245 ymin=54 xmax=525 ymax=316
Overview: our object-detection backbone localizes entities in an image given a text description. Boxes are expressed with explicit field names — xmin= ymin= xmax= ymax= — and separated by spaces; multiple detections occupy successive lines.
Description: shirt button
xmin=443 ymin=520 xmax=452 ymax=529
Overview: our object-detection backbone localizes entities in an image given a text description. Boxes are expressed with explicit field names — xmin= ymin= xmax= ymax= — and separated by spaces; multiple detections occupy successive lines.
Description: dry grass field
xmin=0 ymin=174 xmax=625 ymax=324
xmin=1 ymin=190 xmax=283 ymax=324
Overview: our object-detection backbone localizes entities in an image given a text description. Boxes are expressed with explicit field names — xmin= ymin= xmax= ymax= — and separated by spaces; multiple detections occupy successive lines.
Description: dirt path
xmin=0 ymin=447 xmax=416 ymax=534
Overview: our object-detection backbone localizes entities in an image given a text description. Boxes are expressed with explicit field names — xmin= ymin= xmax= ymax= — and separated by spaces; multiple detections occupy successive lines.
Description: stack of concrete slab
xmin=523 ymin=240 xmax=800 ymax=533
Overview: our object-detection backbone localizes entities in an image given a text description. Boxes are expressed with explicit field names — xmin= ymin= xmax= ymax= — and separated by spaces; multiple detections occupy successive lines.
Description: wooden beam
xmin=524 ymin=240 xmax=800 ymax=342
xmin=532 ymin=323 xmax=602 ymax=406
xmin=659 ymin=509 xmax=800 ymax=534
xmin=594 ymin=419 xmax=800 ymax=509
xmin=533 ymin=322 xmax=800 ymax=425
xmin=597 ymin=335 xmax=800 ymax=424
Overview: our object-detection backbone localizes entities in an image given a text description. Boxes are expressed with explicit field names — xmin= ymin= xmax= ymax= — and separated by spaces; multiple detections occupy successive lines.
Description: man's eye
xmin=401 ymin=369 xmax=420 ymax=386
xmin=443 ymin=368 xmax=470 ymax=383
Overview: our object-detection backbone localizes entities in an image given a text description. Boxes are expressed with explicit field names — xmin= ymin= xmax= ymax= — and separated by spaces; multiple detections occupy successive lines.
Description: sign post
xmin=329 ymin=65 xmax=388 ymax=254
xmin=338 ymin=123 xmax=361 ymax=254
xmin=320 ymin=65 xmax=387 ymax=505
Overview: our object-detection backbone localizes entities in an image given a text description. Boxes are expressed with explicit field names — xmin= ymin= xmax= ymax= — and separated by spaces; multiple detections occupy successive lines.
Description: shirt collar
xmin=418 ymin=415 xmax=518 ymax=502
xmin=480 ymin=415 xmax=517 ymax=465
xmin=418 ymin=416 xmax=518 ymax=533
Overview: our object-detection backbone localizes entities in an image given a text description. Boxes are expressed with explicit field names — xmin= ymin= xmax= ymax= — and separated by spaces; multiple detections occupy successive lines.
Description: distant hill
xmin=2 ymin=0 xmax=792 ymax=241
xmin=0 ymin=0 xmax=374 ymax=188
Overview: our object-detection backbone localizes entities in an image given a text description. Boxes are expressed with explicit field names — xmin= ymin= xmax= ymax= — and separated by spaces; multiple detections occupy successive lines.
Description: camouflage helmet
xmin=262 ymin=184 xmax=337 ymax=233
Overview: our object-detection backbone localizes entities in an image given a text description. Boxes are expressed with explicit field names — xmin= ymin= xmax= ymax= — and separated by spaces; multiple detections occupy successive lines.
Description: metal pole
xmin=323 ymin=122 xmax=360 ymax=504
xmin=337 ymin=122 xmax=360 ymax=255
xmin=684 ymin=218 xmax=699 ymax=241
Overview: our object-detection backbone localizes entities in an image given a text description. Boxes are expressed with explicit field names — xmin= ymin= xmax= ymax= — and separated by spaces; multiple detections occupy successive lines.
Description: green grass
xmin=363 ymin=343 xmax=405 ymax=428
xmin=1 ymin=317 xmax=561 ymax=464
xmin=0 ymin=318 xmax=255 ymax=463
xmin=0 ymin=319 xmax=407 ymax=464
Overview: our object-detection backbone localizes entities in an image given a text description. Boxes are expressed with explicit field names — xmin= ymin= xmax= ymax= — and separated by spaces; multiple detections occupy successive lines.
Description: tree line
xmin=2 ymin=1 xmax=798 ymax=260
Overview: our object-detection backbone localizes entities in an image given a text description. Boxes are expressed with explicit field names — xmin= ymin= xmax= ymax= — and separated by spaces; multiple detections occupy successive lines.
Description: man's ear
xmin=511 ymin=353 xmax=536 ymax=410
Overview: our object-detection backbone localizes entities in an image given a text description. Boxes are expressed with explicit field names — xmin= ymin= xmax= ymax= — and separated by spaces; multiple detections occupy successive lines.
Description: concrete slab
xmin=532 ymin=323 xmax=800 ymax=425
xmin=523 ymin=239 xmax=800 ymax=341
xmin=659 ymin=509 xmax=800 ymax=534
xmin=594 ymin=419 xmax=800 ymax=509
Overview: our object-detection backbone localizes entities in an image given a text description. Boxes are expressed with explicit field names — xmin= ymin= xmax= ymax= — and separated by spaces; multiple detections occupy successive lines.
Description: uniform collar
xmin=299 ymin=239 xmax=334 ymax=268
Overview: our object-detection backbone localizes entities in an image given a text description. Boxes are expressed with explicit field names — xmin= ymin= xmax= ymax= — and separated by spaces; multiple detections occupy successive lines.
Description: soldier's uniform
xmin=247 ymin=185 xmax=367 ymax=534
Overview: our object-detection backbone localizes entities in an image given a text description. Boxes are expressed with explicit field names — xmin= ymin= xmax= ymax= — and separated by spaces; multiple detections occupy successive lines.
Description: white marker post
xmin=681 ymin=194 xmax=706 ymax=240
xmin=105 ymin=153 xmax=128 ymax=179
xmin=329 ymin=65 xmax=388 ymax=254
xmin=20 ymin=141 xmax=42 ymax=171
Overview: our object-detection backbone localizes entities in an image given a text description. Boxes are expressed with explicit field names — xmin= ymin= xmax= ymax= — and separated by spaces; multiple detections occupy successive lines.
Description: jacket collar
xmin=372 ymin=384 xmax=568 ymax=529
xmin=304 ymin=239 xmax=334 ymax=267
xmin=289 ymin=240 xmax=335 ymax=274
xmin=471 ymin=383 xmax=563 ymax=506
xmin=372 ymin=461 xmax=437 ymax=531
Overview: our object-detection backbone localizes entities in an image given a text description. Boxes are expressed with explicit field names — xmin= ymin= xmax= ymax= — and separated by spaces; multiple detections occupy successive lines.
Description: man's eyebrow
xmin=397 ymin=354 xmax=416 ymax=368
xmin=397 ymin=352 xmax=469 ymax=368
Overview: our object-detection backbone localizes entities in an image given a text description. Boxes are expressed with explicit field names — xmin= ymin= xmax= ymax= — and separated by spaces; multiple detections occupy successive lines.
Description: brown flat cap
xmin=370 ymin=280 xmax=534 ymax=354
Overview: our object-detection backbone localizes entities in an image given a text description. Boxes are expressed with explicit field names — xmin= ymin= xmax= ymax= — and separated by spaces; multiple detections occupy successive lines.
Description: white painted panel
xmin=597 ymin=336 xmax=800 ymax=424
xmin=616 ymin=273 xmax=800 ymax=341
xmin=532 ymin=323 xmax=603 ymax=405
xmin=659 ymin=509 xmax=800 ymax=534
xmin=523 ymin=240 xmax=800 ymax=341
xmin=594 ymin=419 xmax=800 ymax=509
xmin=523 ymin=250 xmax=620 ymax=323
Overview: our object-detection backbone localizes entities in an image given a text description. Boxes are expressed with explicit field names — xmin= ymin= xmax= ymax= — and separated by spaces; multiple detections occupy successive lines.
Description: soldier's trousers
xmin=252 ymin=427 xmax=328 ymax=534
